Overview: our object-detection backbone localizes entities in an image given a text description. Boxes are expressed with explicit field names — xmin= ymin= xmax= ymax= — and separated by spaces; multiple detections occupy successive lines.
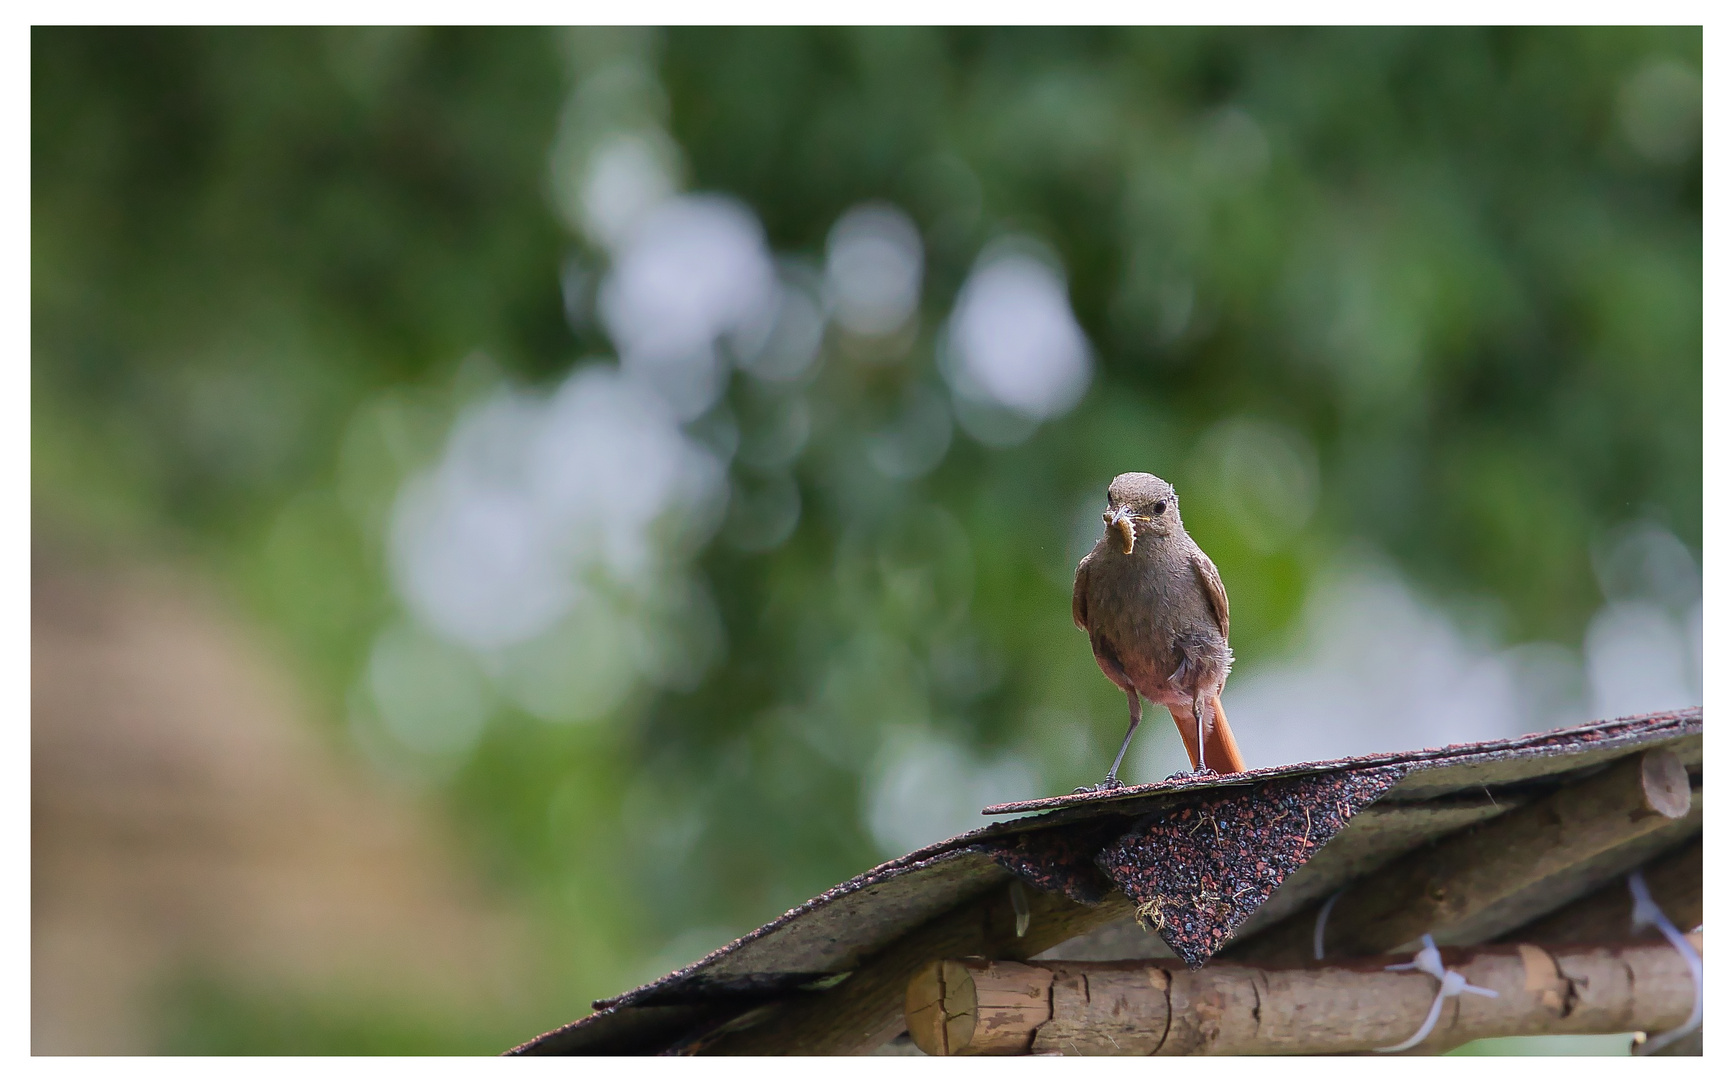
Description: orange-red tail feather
xmin=1168 ymin=694 xmax=1246 ymax=774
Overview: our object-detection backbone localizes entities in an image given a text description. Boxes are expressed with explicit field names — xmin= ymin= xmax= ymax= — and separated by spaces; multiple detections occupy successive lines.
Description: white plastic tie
xmin=1313 ymin=888 xmax=1345 ymax=960
xmin=1628 ymin=869 xmax=1702 ymax=1056
xmin=1375 ymin=934 xmax=1499 ymax=1053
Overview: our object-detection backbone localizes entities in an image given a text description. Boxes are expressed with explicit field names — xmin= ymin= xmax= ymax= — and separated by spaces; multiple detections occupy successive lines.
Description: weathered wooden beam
xmin=1226 ymin=747 xmax=1696 ymax=965
xmin=906 ymin=936 xmax=1701 ymax=1055
xmin=1510 ymin=835 xmax=1700 ymax=944
xmin=698 ymin=880 xmax=1134 ymax=1054
xmin=905 ymin=957 xmax=1060 ymax=1055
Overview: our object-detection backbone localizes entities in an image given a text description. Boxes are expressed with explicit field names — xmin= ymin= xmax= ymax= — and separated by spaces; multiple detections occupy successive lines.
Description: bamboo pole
xmin=1225 ymin=747 xmax=1696 ymax=966
xmin=905 ymin=935 xmax=1701 ymax=1055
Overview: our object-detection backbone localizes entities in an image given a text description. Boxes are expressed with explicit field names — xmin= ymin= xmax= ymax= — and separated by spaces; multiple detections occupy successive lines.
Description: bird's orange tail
xmin=1169 ymin=694 xmax=1246 ymax=775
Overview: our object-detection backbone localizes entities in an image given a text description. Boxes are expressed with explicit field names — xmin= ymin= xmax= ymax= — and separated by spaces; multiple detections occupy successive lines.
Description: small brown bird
xmin=1071 ymin=472 xmax=1246 ymax=790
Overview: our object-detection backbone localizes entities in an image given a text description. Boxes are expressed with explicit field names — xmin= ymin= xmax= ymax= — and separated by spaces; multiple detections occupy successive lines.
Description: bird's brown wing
xmin=1071 ymin=551 xmax=1093 ymax=632
xmin=1191 ymin=546 xmax=1230 ymax=642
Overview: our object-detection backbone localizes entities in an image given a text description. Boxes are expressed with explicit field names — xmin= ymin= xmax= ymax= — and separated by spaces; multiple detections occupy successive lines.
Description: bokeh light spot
xmin=824 ymin=201 xmax=925 ymax=338
xmin=942 ymin=239 xmax=1093 ymax=432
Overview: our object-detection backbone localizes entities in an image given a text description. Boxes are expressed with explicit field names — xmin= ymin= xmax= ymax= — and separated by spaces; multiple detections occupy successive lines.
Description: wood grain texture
xmin=907 ymin=937 xmax=1700 ymax=1055
xmin=906 ymin=958 xmax=1054 ymax=1054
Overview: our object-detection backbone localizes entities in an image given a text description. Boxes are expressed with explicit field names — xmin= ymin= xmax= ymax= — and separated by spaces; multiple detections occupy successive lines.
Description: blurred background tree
xmin=32 ymin=26 xmax=1700 ymax=1053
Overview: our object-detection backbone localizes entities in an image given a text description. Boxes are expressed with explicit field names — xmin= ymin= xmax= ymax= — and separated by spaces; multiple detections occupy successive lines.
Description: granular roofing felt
xmin=1094 ymin=767 xmax=1405 ymax=965
xmin=510 ymin=707 xmax=1701 ymax=1055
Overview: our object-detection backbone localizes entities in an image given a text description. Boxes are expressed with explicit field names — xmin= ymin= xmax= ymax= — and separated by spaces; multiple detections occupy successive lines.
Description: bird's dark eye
xmin=1152 ymin=500 xmax=1167 ymax=516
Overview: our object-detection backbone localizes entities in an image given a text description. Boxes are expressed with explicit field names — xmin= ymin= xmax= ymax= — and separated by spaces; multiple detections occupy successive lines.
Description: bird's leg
xmin=1104 ymin=688 xmax=1142 ymax=785
xmin=1165 ymin=695 xmax=1222 ymax=780
xmin=1074 ymin=688 xmax=1141 ymax=793
xmin=1190 ymin=695 xmax=1218 ymax=777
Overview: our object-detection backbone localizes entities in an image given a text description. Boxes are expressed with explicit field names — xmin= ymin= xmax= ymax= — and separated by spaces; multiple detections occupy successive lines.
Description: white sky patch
xmin=1584 ymin=601 xmax=1701 ymax=719
xmin=864 ymin=727 xmax=1037 ymax=856
xmin=943 ymin=240 xmax=1093 ymax=429
xmin=529 ymin=365 xmax=726 ymax=585
xmin=389 ymin=392 xmax=578 ymax=652
xmin=546 ymin=54 xmax=680 ymax=249
xmin=384 ymin=364 xmax=727 ymax=740
xmin=597 ymin=194 xmax=780 ymax=420
xmin=1225 ymin=537 xmax=1700 ymax=769
xmin=1225 ymin=558 xmax=1577 ymax=766
xmin=824 ymin=202 xmax=925 ymax=337
xmin=578 ymin=130 xmax=681 ymax=251
xmin=1585 ymin=519 xmax=1703 ymax=717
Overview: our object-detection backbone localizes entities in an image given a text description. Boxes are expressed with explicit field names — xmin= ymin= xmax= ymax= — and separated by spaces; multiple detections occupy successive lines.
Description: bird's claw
xmin=1071 ymin=777 xmax=1126 ymax=795
xmin=1165 ymin=767 xmax=1221 ymax=781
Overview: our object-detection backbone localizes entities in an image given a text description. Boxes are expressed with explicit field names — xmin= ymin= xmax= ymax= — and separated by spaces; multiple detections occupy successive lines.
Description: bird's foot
xmin=1165 ymin=767 xmax=1221 ymax=781
xmin=1071 ymin=777 xmax=1126 ymax=794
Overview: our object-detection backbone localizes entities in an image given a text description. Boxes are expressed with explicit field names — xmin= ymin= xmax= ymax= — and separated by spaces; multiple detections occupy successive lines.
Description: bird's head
xmin=1102 ymin=472 xmax=1180 ymax=553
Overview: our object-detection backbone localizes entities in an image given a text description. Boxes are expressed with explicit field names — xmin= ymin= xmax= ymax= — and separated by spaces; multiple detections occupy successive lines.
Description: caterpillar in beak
xmin=1103 ymin=507 xmax=1141 ymax=554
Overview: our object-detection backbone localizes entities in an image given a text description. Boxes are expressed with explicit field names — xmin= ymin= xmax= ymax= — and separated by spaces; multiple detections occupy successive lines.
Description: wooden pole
xmin=1225 ymin=747 xmax=1696 ymax=966
xmin=698 ymin=878 xmax=1133 ymax=1054
xmin=906 ymin=936 xmax=1701 ymax=1055
xmin=1511 ymin=835 xmax=1700 ymax=944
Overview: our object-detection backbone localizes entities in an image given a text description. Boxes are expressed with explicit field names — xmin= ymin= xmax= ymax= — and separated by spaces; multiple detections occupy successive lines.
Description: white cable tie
xmin=1628 ymin=869 xmax=1702 ymax=1056
xmin=1313 ymin=888 xmax=1346 ymax=961
xmin=1375 ymin=934 xmax=1499 ymax=1053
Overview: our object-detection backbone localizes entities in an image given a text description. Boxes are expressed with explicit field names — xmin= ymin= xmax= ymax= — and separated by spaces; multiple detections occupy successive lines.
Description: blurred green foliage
xmin=33 ymin=26 xmax=1699 ymax=1052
